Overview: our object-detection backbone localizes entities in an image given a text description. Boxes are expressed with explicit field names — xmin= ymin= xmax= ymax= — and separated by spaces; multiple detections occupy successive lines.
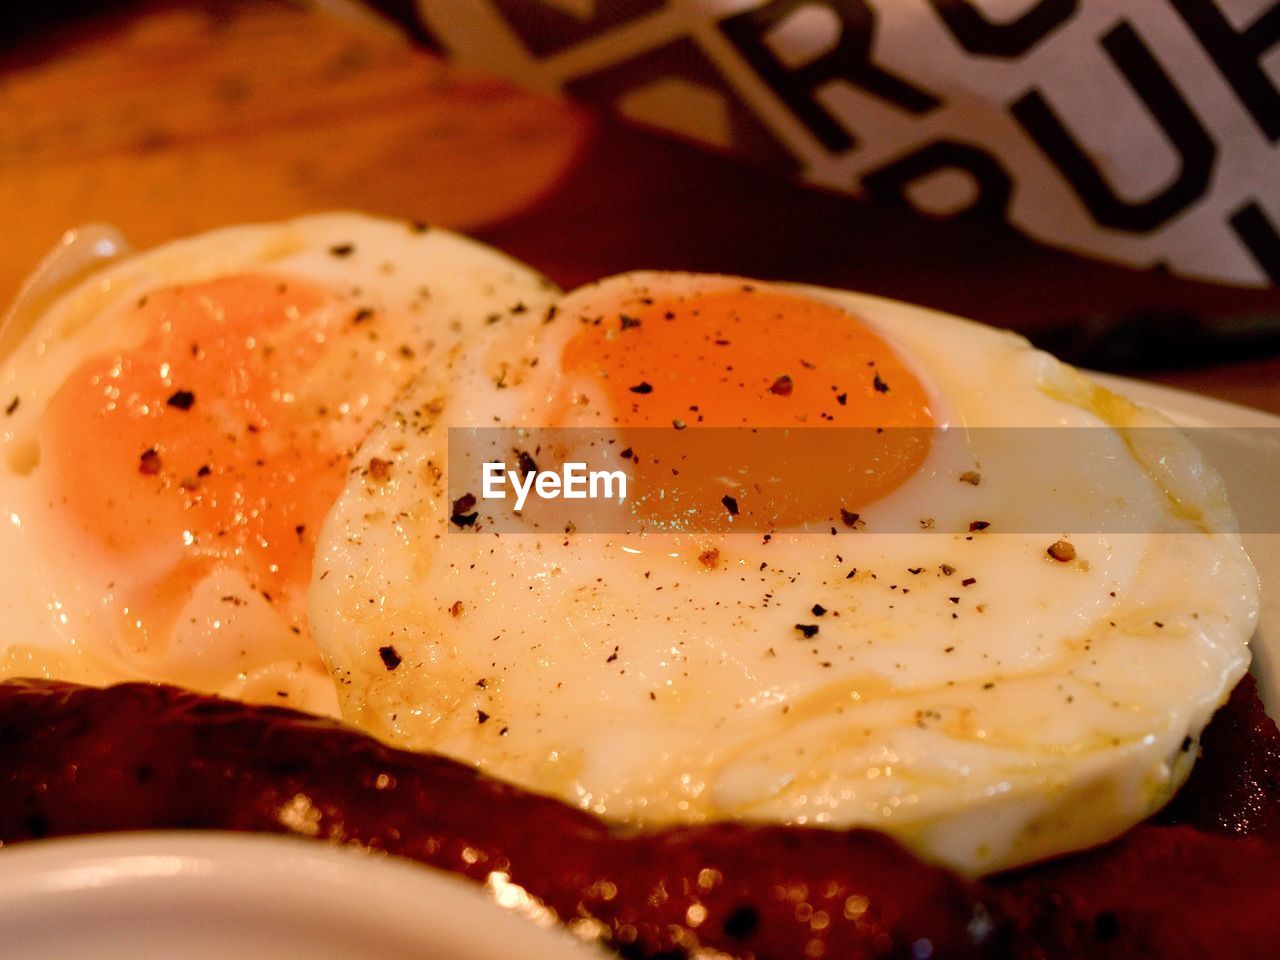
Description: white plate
xmin=1093 ymin=373 xmax=1280 ymax=710
xmin=0 ymin=832 xmax=602 ymax=960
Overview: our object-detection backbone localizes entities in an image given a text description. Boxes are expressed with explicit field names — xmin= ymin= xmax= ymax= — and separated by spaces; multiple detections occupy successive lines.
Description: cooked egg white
xmin=311 ymin=272 xmax=1258 ymax=875
xmin=0 ymin=213 xmax=557 ymax=715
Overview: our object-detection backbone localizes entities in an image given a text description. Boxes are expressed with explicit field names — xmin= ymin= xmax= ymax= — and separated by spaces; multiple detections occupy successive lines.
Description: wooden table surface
xmin=3 ymin=0 xmax=1279 ymax=413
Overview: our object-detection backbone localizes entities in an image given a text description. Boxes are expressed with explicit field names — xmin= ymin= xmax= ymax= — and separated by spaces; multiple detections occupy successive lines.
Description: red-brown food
xmin=1 ymin=675 xmax=1278 ymax=959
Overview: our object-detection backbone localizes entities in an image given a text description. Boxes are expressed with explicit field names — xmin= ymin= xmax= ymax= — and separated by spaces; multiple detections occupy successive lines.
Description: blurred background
xmin=2 ymin=0 xmax=1279 ymax=409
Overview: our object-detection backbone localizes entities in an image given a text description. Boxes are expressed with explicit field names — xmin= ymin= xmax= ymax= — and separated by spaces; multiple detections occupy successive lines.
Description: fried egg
xmin=0 ymin=213 xmax=556 ymax=715
xmin=312 ymin=272 xmax=1258 ymax=875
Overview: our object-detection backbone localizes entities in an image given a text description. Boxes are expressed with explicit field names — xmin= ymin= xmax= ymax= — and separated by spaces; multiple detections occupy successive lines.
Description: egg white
xmin=312 ymin=272 xmax=1257 ymax=875
xmin=0 ymin=213 xmax=557 ymax=715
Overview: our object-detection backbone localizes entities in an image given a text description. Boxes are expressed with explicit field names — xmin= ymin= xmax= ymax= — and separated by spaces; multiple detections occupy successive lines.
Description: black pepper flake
xmin=839 ymin=508 xmax=861 ymax=528
xmin=477 ymin=710 xmax=490 ymax=724
xmin=378 ymin=645 xmax=402 ymax=670
xmin=515 ymin=449 xmax=538 ymax=479
xmin=907 ymin=567 xmax=924 ymax=575
xmin=835 ymin=393 xmax=847 ymax=406
xmin=1180 ymin=736 xmax=1193 ymax=752
xmin=873 ymin=372 xmax=890 ymax=393
xmin=352 ymin=307 xmax=375 ymax=324
xmin=138 ymin=448 xmax=162 ymax=475
xmin=768 ymin=374 xmax=794 ymax=396
xmin=795 ymin=623 xmax=819 ymax=639
xmin=5 ymin=396 xmax=19 ymax=416
xmin=940 ymin=563 xmax=955 ymax=575
xmin=197 ymin=464 xmax=212 ymax=477
xmin=1047 ymin=539 xmax=1076 ymax=562
xmin=811 ymin=604 xmax=827 ymax=616
xmin=606 ymin=646 xmax=619 ymax=664
xmin=958 ymin=471 xmax=981 ymax=485
xmin=368 ymin=457 xmax=391 ymax=481
xmin=969 ymin=520 xmax=990 ymax=532
xmin=620 ymin=314 xmax=642 ymax=330
xmin=295 ymin=524 xmax=306 ymax=543
xmin=672 ymin=419 xmax=687 ymax=430
xmin=329 ymin=243 xmax=355 ymax=257
xmin=450 ymin=491 xmax=479 ymax=528
xmin=166 ymin=390 xmax=195 ymax=410
xmin=721 ymin=494 xmax=739 ymax=517
xmin=982 ymin=681 xmax=995 ymax=690
xmin=629 ymin=382 xmax=654 ymax=394
xmin=962 ymin=577 xmax=976 ymax=586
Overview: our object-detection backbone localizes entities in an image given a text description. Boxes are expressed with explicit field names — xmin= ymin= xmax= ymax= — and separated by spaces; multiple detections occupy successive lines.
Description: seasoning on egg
xmin=3 ymin=396 xmax=16 ymax=416
xmin=329 ymin=243 xmax=355 ymax=257
xmin=138 ymin=448 xmax=162 ymax=475
xmin=795 ymin=623 xmax=819 ymax=639
xmin=721 ymin=495 xmax=739 ymax=517
xmin=620 ymin=314 xmax=642 ymax=330
xmin=515 ymin=449 xmax=538 ymax=479
xmin=629 ymin=382 xmax=654 ymax=394
xmin=969 ymin=520 xmax=990 ymax=532
xmin=839 ymin=509 xmax=861 ymax=528
xmin=958 ymin=471 xmax=981 ymax=485
xmin=769 ymin=375 xmax=794 ymax=396
xmin=1047 ymin=540 xmax=1077 ymax=562
xmin=352 ymin=307 xmax=375 ymax=324
xmin=873 ymin=372 xmax=890 ymax=393
xmin=450 ymin=492 xmax=478 ymax=528
xmin=378 ymin=645 xmax=402 ymax=670
xmin=368 ymin=457 xmax=392 ymax=481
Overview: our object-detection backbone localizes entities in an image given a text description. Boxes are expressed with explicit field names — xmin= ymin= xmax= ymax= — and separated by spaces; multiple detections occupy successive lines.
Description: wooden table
xmin=4 ymin=0 xmax=1279 ymax=413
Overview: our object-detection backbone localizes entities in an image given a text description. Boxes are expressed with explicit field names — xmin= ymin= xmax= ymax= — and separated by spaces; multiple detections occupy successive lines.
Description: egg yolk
xmin=41 ymin=273 xmax=396 ymax=663
xmin=561 ymin=284 xmax=934 ymax=530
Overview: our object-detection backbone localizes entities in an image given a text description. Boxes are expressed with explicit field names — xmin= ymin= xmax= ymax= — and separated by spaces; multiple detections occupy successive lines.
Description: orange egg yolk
xmin=41 ymin=273 xmax=397 ymax=661
xmin=561 ymin=283 xmax=935 ymax=530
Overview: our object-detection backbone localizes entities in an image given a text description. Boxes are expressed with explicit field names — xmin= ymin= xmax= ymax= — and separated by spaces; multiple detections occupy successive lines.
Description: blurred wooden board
xmin=3 ymin=0 xmax=1279 ymax=413
xmin=0 ymin=0 xmax=588 ymax=295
